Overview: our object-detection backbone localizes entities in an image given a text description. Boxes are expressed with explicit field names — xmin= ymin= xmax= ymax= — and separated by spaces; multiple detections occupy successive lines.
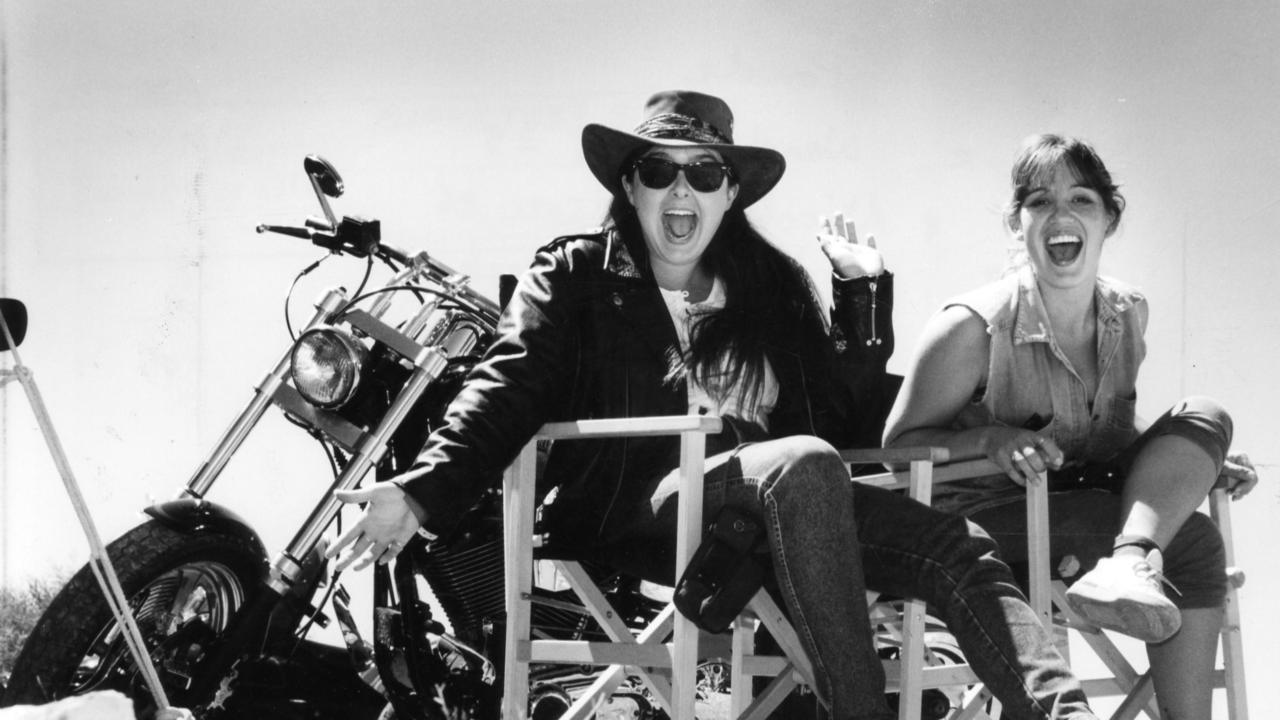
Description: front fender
xmin=144 ymin=497 xmax=268 ymax=559
xmin=144 ymin=497 xmax=330 ymax=615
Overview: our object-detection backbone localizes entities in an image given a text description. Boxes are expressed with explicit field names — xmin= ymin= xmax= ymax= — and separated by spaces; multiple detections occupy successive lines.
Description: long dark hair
xmin=606 ymin=195 xmax=819 ymax=414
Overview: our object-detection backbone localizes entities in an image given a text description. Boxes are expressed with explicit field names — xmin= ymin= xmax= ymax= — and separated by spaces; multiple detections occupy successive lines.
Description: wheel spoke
xmin=170 ymin=569 xmax=208 ymax=631
xmin=67 ymin=559 xmax=246 ymax=700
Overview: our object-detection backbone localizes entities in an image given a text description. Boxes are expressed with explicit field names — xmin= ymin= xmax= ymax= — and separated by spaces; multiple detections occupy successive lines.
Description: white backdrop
xmin=2 ymin=1 xmax=1277 ymax=715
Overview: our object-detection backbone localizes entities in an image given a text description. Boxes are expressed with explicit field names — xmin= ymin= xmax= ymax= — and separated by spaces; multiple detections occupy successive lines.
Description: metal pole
xmin=1 ymin=1 xmax=11 ymax=590
xmin=0 ymin=312 xmax=188 ymax=717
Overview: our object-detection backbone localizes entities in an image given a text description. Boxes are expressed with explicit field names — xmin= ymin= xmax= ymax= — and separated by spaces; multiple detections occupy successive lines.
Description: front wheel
xmin=2 ymin=520 xmax=265 ymax=717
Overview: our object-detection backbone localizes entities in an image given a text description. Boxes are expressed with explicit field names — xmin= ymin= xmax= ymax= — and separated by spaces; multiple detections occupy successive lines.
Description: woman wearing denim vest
xmin=885 ymin=133 xmax=1258 ymax=719
xmin=326 ymin=94 xmax=1101 ymax=719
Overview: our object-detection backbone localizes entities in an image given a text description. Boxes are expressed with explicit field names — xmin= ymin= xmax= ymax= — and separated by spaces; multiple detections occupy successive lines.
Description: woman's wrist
xmin=833 ymin=268 xmax=888 ymax=285
xmin=392 ymin=479 xmax=430 ymax=526
xmin=833 ymin=268 xmax=885 ymax=282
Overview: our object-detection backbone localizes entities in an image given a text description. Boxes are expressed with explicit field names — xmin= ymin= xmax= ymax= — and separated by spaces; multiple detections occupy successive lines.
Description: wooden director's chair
xmin=501 ymin=415 xmax=814 ymax=720
xmin=841 ymin=451 xmax=1249 ymax=720
xmin=501 ymin=418 xmax=1247 ymax=720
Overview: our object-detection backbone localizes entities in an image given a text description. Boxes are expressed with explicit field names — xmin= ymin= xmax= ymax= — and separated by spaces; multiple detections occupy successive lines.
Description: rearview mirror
xmin=0 ymin=298 xmax=28 ymax=350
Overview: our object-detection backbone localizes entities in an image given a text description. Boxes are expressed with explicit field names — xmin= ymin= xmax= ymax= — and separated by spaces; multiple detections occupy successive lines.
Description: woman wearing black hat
xmin=329 ymin=91 xmax=1098 ymax=720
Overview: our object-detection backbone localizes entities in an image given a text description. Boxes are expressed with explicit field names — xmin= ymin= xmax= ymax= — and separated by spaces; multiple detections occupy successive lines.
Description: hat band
xmin=632 ymin=113 xmax=732 ymax=145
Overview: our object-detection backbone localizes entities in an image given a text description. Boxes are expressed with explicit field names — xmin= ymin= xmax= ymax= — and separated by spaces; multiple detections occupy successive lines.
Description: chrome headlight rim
xmin=289 ymin=325 xmax=368 ymax=409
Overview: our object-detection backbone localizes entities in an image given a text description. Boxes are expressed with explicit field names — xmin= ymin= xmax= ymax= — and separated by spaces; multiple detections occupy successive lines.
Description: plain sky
xmin=2 ymin=1 xmax=1277 ymax=715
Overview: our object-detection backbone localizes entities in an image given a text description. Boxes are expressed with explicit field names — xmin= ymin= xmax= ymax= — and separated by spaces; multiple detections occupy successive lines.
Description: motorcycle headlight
xmin=290 ymin=326 xmax=368 ymax=408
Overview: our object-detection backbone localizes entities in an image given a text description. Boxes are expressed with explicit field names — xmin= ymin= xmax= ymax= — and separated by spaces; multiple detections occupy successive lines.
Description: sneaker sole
xmin=1065 ymin=586 xmax=1181 ymax=643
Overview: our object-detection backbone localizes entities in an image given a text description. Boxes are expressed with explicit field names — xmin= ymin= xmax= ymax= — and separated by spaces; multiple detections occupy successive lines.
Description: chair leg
xmin=952 ymin=686 xmax=995 ymax=720
xmin=557 ymin=560 xmax=674 ymax=711
xmin=1110 ymin=673 xmax=1156 ymax=720
xmin=730 ymin=613 xmax=755 ymax=718
xmin=1025 ymin=472 xmax=1052 ymax=624
xmin=737 ymin=672 xmax=801 ymax=720
xmin=670 ymin=428 xmax=708 ymax=720
xmin=747 ymin=589 xmax=814 ymax=687
xmin=893 ymin=459 xmax=936 ymax=720
xmin=1053 ymin=581 xmax=1161 ymax=719
xmin=558 ymin=606 xmax=677 ymax=720
xmin=726 ymin=609 xmax=802 ymax=720
xmin=724 ymin=590 xmax=817 ymax=720
xmin=893 ymin=597 xmax=927 ymax=720
xmin=501 ymin=441 xmax=539 ymax=720
xmin=1220 ymin=591 xmax=1248 ymax=720
xmin=1210 ymin=487 xmax=1249 ymax=720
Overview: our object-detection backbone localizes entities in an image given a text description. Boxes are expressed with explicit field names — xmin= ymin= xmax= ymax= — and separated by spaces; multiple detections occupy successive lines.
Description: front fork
xmin=181 ymin=288 xmax=482 ymax=701
xmin=182 ymin=289 xmax=463 ymax=592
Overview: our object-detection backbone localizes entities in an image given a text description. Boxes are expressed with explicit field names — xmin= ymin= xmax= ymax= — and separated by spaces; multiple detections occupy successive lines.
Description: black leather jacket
xmin=400 ymin=229 xmax=894 ymax=543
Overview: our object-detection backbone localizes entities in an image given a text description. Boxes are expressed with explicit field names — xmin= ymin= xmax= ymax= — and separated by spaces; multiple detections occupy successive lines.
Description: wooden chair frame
xmin=502 ymin=422 xmax=1246 ymax=720
xmin=501 ymin=415 xmax=815 ymax=720
xmin=845 ymin=450 xmax=1248 ymax=720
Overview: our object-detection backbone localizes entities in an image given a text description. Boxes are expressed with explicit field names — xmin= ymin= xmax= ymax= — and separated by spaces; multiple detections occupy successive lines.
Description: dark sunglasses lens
xmin=636 ymin=159 xmax=678 ymax=189
xmin=684 ymin=164 xmax=727 ymax=192
xmin=633 ymin=158 xmax=729 ymax=192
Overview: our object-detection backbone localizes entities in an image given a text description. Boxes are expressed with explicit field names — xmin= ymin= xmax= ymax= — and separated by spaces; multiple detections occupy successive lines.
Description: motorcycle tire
xmin=1 ymin=519 xmax=265 ymax=716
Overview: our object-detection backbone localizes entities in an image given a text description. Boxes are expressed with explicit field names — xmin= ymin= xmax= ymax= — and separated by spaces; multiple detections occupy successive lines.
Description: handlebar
xmin=255 ymin=221 xmax=467 ymax=287
xmin=257 ymin=213 xmax=382 ymax=258
xmin=258 ymin=220 xmax=500 ymax=318
xmin=256 ymin=156 xmax=503 ymax=321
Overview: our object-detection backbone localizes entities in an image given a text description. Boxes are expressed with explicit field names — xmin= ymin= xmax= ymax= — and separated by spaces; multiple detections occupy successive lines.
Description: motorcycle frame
xmin=178 ymin=255 xmax=494 ymax=598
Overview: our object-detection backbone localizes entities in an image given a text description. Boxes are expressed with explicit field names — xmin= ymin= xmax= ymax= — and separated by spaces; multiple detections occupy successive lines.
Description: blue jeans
xmin=607 ymin=435 xmax=1094 ymax=720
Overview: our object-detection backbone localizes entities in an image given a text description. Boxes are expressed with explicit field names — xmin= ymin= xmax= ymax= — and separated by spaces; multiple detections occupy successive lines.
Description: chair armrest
xmin=840 ymin=446 xmax=951 ymax=465
xmin=845 ymin=450 xmax=1001 ymax=492
xmin=535 ymin=415 xmax=723 ymax=441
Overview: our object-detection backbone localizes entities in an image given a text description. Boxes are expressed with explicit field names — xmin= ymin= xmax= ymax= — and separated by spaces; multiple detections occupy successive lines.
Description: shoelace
xmin=1133 ymin=559 xmax=1183 ymax=597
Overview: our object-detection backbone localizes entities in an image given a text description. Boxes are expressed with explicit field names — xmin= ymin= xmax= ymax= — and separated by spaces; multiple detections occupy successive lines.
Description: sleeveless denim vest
xmin=933 ymin=265 xmax=1149 ymax=515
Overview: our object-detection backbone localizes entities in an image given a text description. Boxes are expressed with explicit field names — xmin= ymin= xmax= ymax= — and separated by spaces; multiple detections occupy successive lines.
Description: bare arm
xmin=883 ymin=305 xmax=1063 ymax=485
xmin=883 ymin=306 xmax=990 ymax=455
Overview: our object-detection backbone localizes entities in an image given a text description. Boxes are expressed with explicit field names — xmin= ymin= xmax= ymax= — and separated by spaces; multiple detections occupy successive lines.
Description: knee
xmin=1172 ymin=395 xmax=1234 ymax=446
xmin=1174 ymin=395 xmax=1233 ymax=434
xmin=1161 ymin=396 xmax=1234 ymax=468
xmin=771 ymin=435 xmax=844 ymax=471
xmin=1163 ymin=512 xmax=1228 ymax=609
xmin=763 ymin=436 xmax=849 ymax=498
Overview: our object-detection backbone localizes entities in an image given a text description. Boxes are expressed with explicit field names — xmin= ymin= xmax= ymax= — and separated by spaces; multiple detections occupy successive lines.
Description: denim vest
xmin=935 ymin=266 xmax=1148 ymax=515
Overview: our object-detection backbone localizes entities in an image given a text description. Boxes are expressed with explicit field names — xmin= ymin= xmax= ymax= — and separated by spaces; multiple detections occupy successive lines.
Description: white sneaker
xmin=1065 ymin=554 xmax=1181 ymax=643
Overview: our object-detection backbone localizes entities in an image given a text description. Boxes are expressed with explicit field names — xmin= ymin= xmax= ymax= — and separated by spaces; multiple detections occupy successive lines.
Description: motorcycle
xmin=1 ymin=156 xmax=672 ymax=719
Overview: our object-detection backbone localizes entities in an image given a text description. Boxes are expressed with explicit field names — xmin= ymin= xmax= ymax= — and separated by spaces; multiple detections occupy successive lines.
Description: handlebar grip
xmin=378 ymin=243 xmax=411 ymax=265
xmin=257 ymin=222 xmax=354 ymax=255
xmin=257 ymin=224 xmax=315 ymax=240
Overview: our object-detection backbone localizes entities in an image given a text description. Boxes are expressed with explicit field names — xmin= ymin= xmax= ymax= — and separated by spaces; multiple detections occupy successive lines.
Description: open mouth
xmin=663 ymin=210 xmax=697 ymax=240
xmin=1046 ymin=234 xmax=1083 ymax=266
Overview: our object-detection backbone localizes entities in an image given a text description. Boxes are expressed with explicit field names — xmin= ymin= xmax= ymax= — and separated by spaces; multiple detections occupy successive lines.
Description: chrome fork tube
xmin=268 ymin=345 xmax=450 ymax=593
xmin=182 ymin=288 xmax=348 ymax=499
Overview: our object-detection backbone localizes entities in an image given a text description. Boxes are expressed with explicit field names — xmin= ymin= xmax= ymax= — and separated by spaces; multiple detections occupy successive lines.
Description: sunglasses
xmin=630 ymin=157 xmax=735 ymax=193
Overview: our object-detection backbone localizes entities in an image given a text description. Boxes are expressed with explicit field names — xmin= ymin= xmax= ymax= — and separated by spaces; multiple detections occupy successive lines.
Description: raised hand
xmin=816 ymin=211 xmax=885 ymax=280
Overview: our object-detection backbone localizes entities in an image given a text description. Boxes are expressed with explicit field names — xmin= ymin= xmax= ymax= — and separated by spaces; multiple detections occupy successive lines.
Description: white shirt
xmin=658 ymin=278 xmax=779 ymax=429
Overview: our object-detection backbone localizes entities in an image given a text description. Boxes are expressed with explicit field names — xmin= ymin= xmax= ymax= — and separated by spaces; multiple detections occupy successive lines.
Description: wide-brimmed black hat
xmin=582 ymin=90 xmax=786 ymax=208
